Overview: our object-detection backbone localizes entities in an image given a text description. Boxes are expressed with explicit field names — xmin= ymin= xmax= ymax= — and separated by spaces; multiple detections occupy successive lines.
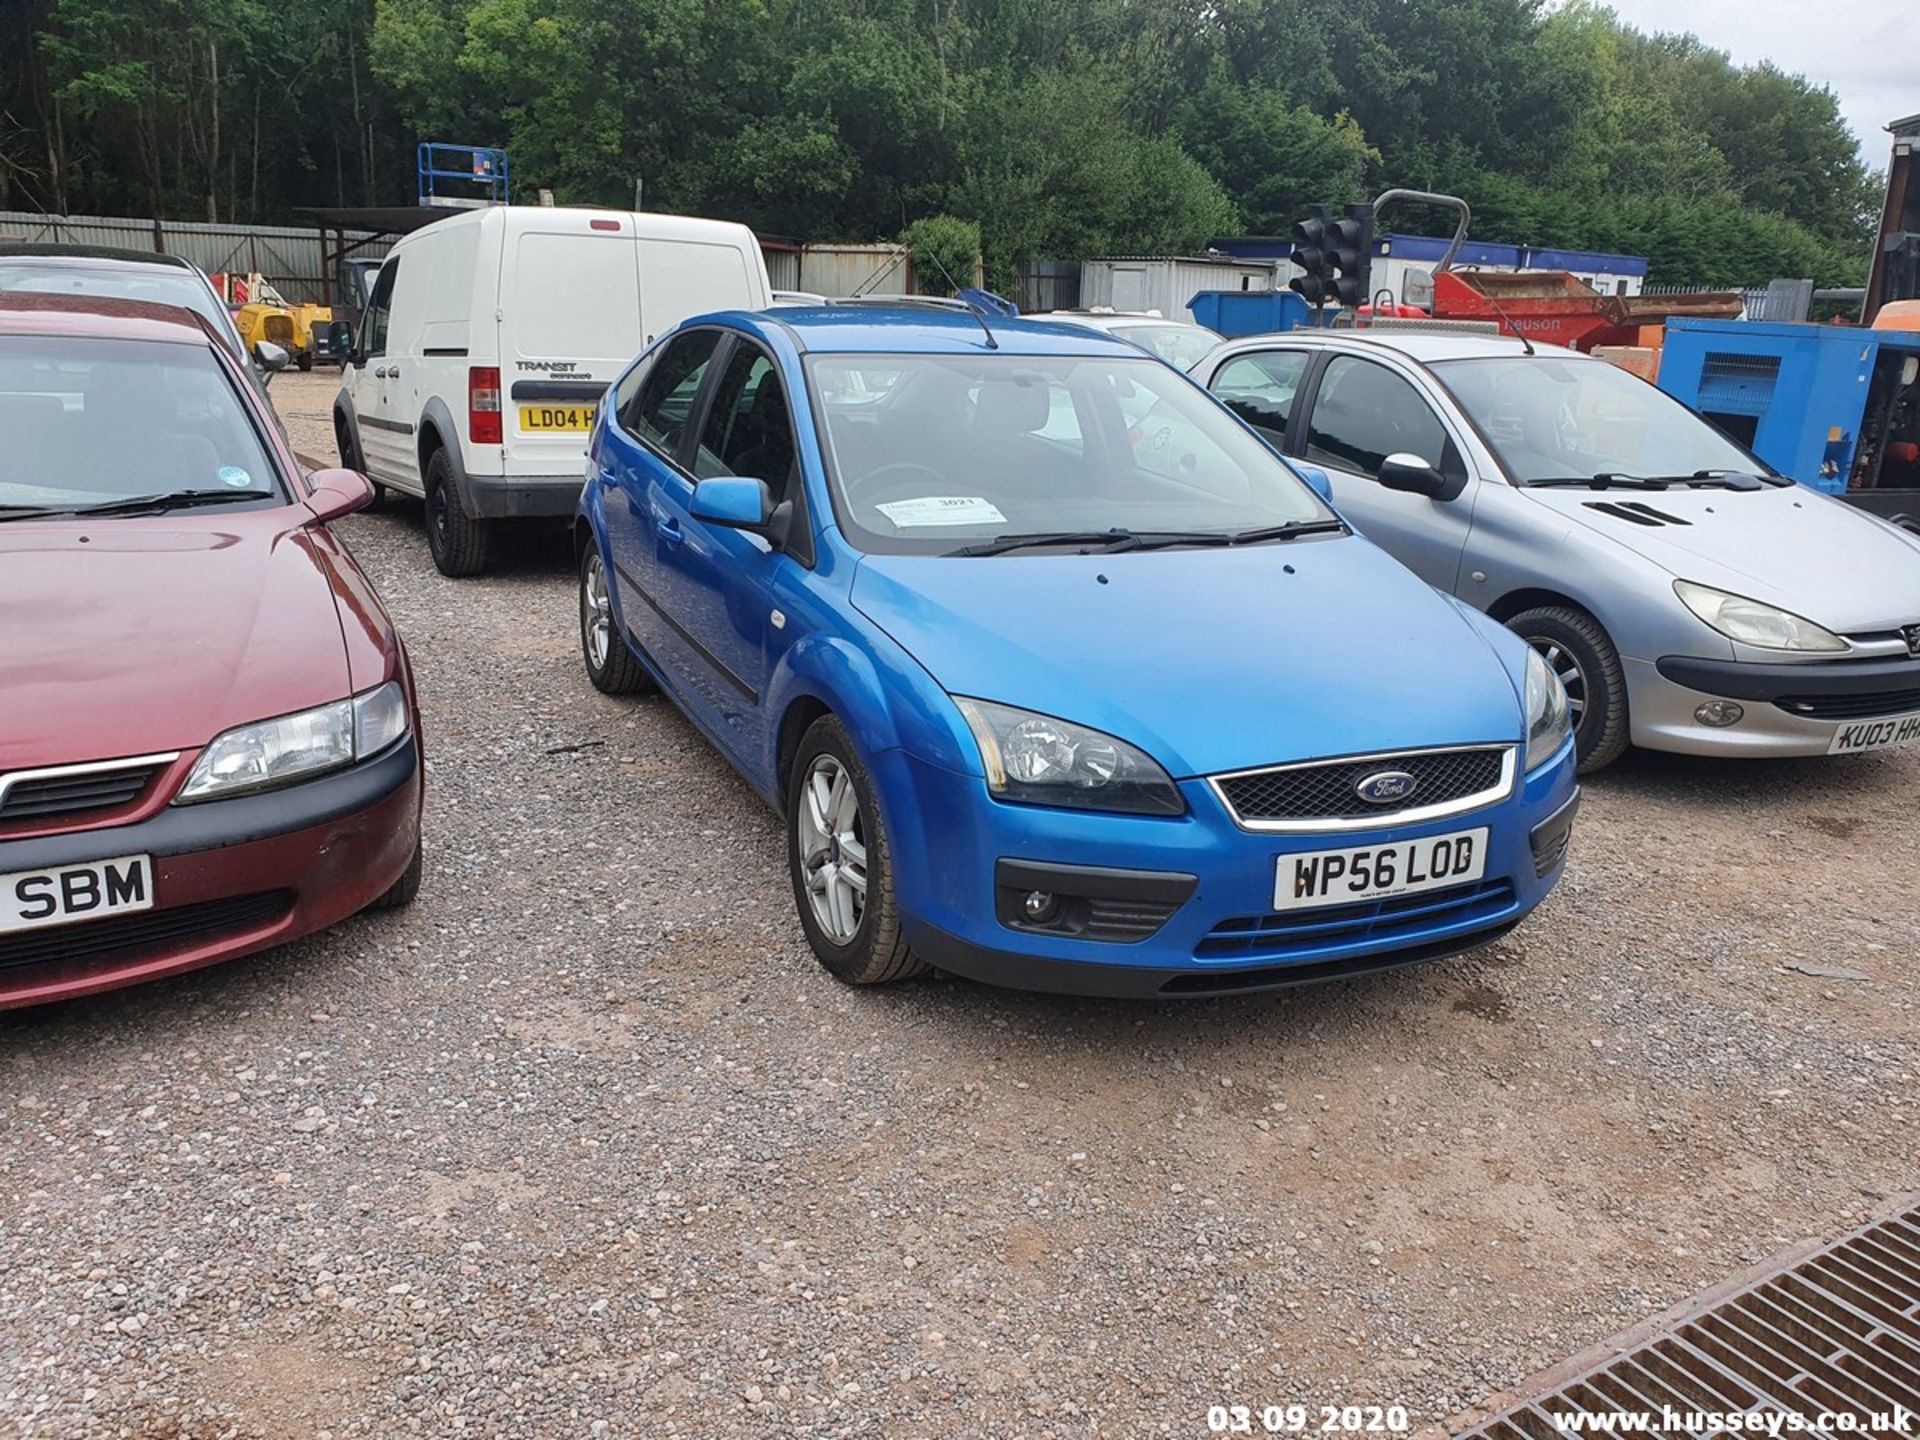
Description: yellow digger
xmin=225 ymin=272 xmax=333 ymax=370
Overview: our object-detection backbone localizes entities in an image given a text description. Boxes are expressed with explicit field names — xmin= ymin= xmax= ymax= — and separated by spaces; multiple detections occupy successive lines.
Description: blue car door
xmin=646 ymin=335 xmax=803 ymax=763
xmin=596 ymin=328 xmax=723 ymax=665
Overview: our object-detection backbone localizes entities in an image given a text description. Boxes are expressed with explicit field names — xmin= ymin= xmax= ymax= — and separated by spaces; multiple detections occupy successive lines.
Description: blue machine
xmin=1658 ymin=318 xmax=1920 ymax=516
xmin=417 ymin=142 xmax=509 ymax=208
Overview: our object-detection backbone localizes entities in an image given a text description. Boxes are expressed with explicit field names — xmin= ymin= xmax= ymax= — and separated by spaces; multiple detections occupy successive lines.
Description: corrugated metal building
xmin=1080 ymin=255 xmax=1278 ymax=320
xmin=0 ymin=210 xmax=395 ymax=303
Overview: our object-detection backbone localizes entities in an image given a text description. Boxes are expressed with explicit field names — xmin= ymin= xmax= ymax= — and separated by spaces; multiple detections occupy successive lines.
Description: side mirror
xmin=1378 ymin=452 xmax=1462 ymax=501
xmin=328 ymin=319 xmax=355 ymax=359
xmin=1293 ymin=464 xmax=1334 ymax=503
xmin=255 ymin=340 xmax=291 ymax=375
xmin=690 ymin=476 xmax=774 ymax=530
xmin=304 ymin=466 xmax=375 ymax=524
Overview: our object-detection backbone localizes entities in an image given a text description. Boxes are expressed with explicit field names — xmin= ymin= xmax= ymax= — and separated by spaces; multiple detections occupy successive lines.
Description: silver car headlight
xmin=955 ymin=698 xmax=1185 ymax=816
xmin=1674 ymin=580 xmax=1847 ymax=653
xmin=177 ymin=681 xmax=410 ymax=802
xmin=1524 ymin=647 xmax=1573 ymax=772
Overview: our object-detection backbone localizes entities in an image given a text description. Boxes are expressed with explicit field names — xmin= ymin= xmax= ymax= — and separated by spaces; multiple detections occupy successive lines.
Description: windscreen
xmin=808 ymin=352 xmax=1328 ymax=553
xmin=1432 ymin=354 xmax=1763 ymax=485
xmin=0 ymin=335 xmax=281 ymax=511
xmin=1111 ymin=322 xmax=1219 ymax=372
xmin=0 ymin=262 xmax=243 ymax=360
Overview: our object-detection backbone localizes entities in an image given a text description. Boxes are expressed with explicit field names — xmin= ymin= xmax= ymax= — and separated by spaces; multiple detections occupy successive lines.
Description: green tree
xmin=902 ymin=213 xmax=981 ymax=294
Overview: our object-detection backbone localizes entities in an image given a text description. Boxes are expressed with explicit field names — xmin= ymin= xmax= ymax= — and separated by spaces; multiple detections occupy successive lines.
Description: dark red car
xmin=0 ymin=293 xmax=423 ymax=1010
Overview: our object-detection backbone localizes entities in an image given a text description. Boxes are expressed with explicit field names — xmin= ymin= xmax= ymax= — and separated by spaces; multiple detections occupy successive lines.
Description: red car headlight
xmin=176 ymin=682 xmax=409 ymax=803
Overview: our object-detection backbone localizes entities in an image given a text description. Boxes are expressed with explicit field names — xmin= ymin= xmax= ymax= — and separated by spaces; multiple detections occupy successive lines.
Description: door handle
xmin=656 ymin=517 xmax=684 ymax=548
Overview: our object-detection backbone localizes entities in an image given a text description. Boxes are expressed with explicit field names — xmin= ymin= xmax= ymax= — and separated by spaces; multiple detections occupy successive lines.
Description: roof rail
xmin=830 ymin=294 xmax=974 ymax=311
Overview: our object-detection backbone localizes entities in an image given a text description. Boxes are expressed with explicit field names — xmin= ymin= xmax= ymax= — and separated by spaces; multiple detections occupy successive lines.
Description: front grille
xmin=0 ymin=759 xmax=168 ymax=823
xmin=1197 ymin=879 xmax=1517 ymax=961
xmin=1451 ymin=1198 xmax=1920 ymax=1439
xmin=1213 ymin=747 xmax=1509 ymax=826
xmin=263 ymin=314 xmax=295 ymax=343
xmin=0 ymin=891 xmax=292 ymax=975
xmin=1776 ymin=687 xmax=1920 ymax=721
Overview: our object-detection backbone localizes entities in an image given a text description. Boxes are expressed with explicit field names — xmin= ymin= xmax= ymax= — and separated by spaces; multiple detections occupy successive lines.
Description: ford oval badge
xmin=1355 ymin=770 xmax=1418 ymax=805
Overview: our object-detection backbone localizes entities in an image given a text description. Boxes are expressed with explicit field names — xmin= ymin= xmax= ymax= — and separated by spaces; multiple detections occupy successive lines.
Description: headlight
xmin=1524 ymin=647 xmax=1572 ymax=772
xmin=954 ymin=698 xmax=1185 ymax=816
xmin=177 ymin=681 xmax=409 ymax=802
xmin=1674 ymin=580 xmax=1847 ymax=653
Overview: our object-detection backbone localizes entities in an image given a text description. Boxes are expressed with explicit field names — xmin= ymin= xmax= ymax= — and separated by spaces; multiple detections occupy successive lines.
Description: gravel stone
xmin=0 ymin=370 xmax=1913 ymax=1437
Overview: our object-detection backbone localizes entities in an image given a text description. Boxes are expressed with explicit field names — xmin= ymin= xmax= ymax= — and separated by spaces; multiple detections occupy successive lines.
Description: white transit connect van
xmin=333 ymin=206 xmax=771 ymax=575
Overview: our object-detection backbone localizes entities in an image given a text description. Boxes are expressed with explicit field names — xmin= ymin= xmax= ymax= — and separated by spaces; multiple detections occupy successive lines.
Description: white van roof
xmin=398 ymin=205 xmax=760 ymax=248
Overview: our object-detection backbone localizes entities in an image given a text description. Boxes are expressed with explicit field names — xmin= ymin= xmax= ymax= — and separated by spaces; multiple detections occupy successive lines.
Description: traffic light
xmin=1289 ymin=204 xmax=1336 ymax=307
xmin=1328 ymin=202 xmax=1375 ymax=308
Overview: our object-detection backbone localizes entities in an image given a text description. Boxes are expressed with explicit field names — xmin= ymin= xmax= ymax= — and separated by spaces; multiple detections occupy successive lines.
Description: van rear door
xmin=638 ymin=240 xmax=767 ymax=351
xmin=497 ymin=216 xmax=644 ymax=479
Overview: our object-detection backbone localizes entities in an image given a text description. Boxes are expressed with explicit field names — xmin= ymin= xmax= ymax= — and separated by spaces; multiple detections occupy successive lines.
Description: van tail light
xmin=469 ymin=366 xmax=502 ymax=445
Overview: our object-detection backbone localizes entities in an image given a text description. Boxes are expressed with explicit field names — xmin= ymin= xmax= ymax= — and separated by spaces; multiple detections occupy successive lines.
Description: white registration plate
xmin=1827 ymin=712 xmax=1920 ymax=755
xmin=0 ymin=854 xmax=153 ymax=935
xmin=1275 ymin=829 xmax=1487 ymax=911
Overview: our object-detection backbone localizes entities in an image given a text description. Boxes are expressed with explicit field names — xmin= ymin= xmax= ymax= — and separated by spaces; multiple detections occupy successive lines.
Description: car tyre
xmin=579 ymin=543 xmax=651 ymax=695
xmin=369 ymin=841 xmax=423 ymax=910
xmin=297 ymin=352 xmax=314 ymax=373
xmin=1509 ymin=605 xmax=1628 ymax=773
xmin=424 ymin=447 xmax=492 ymax=577
xmin=334 ymin=414 xmax=387 ymax=507
xmin=786 ymin=715 xmax=927 ymax=986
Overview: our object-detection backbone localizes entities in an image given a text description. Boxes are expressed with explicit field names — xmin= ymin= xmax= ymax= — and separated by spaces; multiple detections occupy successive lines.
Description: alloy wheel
xmin=1529 ymin=637 xmax=1589 ymax=727
xmin=797 ymin=754 xmax=867 ymax=945
xmin=581 ymin=551 xmax=612 ymax=670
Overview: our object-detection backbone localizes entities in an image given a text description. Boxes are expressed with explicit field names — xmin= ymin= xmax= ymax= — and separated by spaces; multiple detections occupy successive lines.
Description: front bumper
xmin=876 ymin=741 xmax=1577 ymax=999
xmin=1628 ymin=653 xmax=1920 ymax=757
xmin=0 ymin=738 xmax=421 ymax=1010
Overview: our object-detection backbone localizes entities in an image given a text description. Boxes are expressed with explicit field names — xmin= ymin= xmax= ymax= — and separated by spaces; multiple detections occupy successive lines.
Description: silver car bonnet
xmin=1518 ymin=484 xmax=1920 ymax=635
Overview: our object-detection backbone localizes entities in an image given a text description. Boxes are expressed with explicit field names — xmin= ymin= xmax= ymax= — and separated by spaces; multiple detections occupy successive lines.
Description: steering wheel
xmin=850 ymin=462 xmax=952 ymax=508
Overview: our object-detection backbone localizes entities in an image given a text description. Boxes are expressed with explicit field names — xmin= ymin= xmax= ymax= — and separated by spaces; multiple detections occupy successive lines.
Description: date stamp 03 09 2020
xmin=1206 ymin=1405 xmax=1414 ymax=1436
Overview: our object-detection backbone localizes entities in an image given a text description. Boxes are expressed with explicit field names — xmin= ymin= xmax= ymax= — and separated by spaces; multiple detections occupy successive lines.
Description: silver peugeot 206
xmin=1192 ymin=329 xmax=1920 ymax=770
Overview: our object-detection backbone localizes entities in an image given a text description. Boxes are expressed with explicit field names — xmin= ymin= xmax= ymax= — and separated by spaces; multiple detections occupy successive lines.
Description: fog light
xmin=1694 ymin=700 xmax=1745 ymax=728
xmin=1022 ymin=890 xmax=1056 ymax=922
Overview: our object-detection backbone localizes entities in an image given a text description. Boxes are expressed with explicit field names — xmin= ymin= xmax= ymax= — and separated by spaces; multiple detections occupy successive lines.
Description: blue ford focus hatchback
xmin=574 ymin=304 xmax=1578 ymax=997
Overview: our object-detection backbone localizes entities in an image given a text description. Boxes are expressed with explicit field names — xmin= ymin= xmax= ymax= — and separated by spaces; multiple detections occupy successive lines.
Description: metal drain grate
xmin=1451 ymin=1198 xmax=1920 ymax=1440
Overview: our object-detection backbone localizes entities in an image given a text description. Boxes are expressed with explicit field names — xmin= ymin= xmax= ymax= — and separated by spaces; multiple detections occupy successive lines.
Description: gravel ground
xmin=1 ymin=369 xmax=1915 ymax=1439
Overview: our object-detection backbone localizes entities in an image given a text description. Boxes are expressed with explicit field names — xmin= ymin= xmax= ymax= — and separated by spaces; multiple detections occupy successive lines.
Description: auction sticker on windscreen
xmin=876 ymin=496 xmax=1007 ymax=528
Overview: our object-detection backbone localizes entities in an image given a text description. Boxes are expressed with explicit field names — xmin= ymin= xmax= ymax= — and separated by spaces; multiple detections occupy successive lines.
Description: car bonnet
xmin=850 ymin=537 xmax=1525 ymax=779
xmin=1520 ymin=484 xmax=1920 ymax=634
xmin=0 ymin=513 xmax=355 ymax=770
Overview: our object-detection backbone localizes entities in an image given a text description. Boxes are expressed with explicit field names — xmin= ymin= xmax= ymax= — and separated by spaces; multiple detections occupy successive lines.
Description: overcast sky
xmin=1592 ymin=0 xmax=1909 ymax=168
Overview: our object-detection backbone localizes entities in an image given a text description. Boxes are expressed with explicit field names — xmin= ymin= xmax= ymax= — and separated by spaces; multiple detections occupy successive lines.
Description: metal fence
xmin=1013 ymin=261 xmax=1082 ymax=313
xmin=0 ymin=210 xmax=394 ymax=303
xmin=1642 ymin=278 xmax=1816 ymax=323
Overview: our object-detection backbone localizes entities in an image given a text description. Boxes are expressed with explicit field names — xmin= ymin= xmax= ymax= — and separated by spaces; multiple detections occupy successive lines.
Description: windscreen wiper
xmin=1220 ymin=519 xmax=1347 ymax=545
xmin=31 ymin=488 xmax=272 ymax=519
xmin=1526 ymin=474 xmax=1672 ymax=490
xmin=949 ymin=529 xmax=1147 ymax=556
xmin=1527 ymin=470 xmax=1775 ymax=492
xmin=951 ymin=520 xmax=1348 ymax=556
xmin=1110 ymin=520 xmax=1347 ymax=551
